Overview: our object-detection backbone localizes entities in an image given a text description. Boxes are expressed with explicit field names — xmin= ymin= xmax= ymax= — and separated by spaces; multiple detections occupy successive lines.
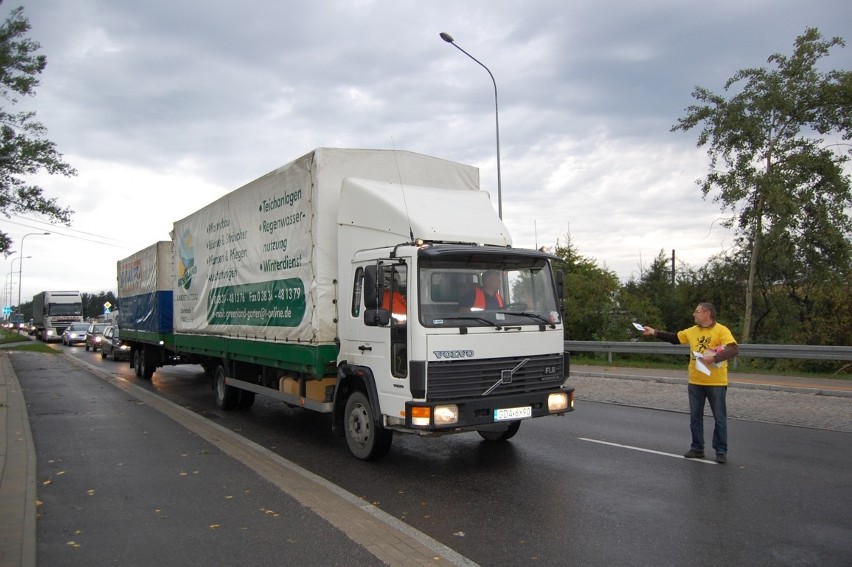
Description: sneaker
xmin=715 ymin=453 xmax=727 ymax=464
xmin=684 ymin=449 xmax=705 ymax=459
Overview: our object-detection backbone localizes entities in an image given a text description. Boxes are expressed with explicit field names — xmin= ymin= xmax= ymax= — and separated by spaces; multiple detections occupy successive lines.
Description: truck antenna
xmin=390 ymin=138 xmax=416 ymax=242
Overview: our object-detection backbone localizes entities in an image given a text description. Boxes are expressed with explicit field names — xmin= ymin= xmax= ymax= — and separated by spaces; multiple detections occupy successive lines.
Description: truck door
xmin=350 ymin=261 xmax=409 ymax=401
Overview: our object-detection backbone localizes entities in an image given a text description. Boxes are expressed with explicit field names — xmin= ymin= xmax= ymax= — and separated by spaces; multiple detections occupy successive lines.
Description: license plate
xmin=494 ymin=406 xmax=532 ymax=421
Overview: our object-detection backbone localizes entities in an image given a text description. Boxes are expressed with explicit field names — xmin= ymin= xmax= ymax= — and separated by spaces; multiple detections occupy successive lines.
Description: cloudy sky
xmin=2 ymin=0 xmax=851 ymax=308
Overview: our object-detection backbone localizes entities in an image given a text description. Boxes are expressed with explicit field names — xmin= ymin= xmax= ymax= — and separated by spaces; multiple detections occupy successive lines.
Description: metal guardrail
xmin=564 ymin=341 xmax=852 ymax=362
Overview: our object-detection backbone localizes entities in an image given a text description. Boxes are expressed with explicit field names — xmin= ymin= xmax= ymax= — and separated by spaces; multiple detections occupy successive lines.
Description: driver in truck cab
xmin=459 ymin=270 xmax=505 ymax=311
xmin=380 ymin=270 xmax=407 ymax=323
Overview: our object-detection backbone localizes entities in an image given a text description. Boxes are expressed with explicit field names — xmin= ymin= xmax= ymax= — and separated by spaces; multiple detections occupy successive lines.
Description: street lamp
xmin=3 ymin=251 xmax=16 ymax=312
xmin=439 ymin=32 xmax=502 ymax=219
xmin=10 ymin=255 xmax=30 ymax=309
xmin=18 ymin=232 xmax=50 ymax=316
xmin=10 ymin=255 xmax=30 ymax=330
xmin=4 ymin=271 xmax=13 ymax=314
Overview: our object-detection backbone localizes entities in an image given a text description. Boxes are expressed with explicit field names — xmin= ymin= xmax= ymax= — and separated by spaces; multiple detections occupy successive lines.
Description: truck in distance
xmin=32 ymin=290 xmax=84 ymax=342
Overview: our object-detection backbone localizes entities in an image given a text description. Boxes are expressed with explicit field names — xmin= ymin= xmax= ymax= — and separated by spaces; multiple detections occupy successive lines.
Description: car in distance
xmin=85 ymin=322 xmax=110 ymax=352
xmin=62 ymin=322 xmax=90 ymax=346
xmin=100 ymin=325 xmax=131 ymax=361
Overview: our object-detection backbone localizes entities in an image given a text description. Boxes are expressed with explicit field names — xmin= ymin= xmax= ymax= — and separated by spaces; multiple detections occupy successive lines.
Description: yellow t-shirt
xmin=677 ymin=323 xmax=737 ymax=386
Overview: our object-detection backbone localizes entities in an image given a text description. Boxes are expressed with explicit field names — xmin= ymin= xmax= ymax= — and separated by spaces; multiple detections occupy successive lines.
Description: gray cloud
xmin=4 ymin=0 xmax=850 ymax=299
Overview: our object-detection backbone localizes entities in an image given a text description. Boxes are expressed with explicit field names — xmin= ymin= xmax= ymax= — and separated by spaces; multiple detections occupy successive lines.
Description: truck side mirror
xmin=363 ymin=308 xmax=390 ymax=327
xmin=363 ymin=265 xmax=383 ymax=309
xmin=555 ymin=269 xmax=565 ymax=302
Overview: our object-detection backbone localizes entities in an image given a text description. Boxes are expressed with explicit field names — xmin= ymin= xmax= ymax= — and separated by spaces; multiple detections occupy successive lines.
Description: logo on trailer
xmin=177 ymin=229 xmax=196 ymax=290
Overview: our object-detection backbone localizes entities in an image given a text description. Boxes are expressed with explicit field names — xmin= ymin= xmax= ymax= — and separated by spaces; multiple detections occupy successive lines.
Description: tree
xmin=672 ymin=28 xmax=852 ymax=343
xmin=82 ymin=291 xmax=117 ymax=319
xmin=0 ymin=4 xmax=75 ymax=254
xmin=551 ymin=235 xmax=622 ymax=341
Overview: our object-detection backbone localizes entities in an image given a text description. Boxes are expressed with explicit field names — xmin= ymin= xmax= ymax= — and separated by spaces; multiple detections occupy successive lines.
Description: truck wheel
xmin=140 ymin=352 xmax=154 ymax=380
xmin=214 ymin=366 xmax=238 ymax=410
xmin=101 ymin=349 xmax=107 ymax=359
xmin=478 ymin=420 xmax=521 ymax=442
xmin=133 ymin=351 xmax=143 ymax=377
xmin=344 ymin=391 xmax=392 ymax=461
xmin=237 ymin=390 xmax=256 ymax=410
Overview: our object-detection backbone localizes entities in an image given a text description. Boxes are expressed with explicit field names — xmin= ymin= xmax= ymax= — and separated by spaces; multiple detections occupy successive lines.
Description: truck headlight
xmin=433 ymin=405 xmax=458 ymax=425
xmin=410 ymin=404 xmax=459 ymax=426
xmin=548 ymin=392 xmax=569 ymax=413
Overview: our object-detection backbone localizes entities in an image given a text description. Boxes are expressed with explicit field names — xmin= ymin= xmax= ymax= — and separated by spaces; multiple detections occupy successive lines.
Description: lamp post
xmin=439 ymin=32 xmax=502 ymax=219
xmin=3 ymin=251 xmax=16 ymax=313
xmin=10 ymin=255 xmax=30 ymax=331
xmin=4 ymin=271 xmax=12 ymax=315
xmin=18 ymin=232 xmax=50 ymax=317
xmin=11 ymin=255 xmax=30 ymax=309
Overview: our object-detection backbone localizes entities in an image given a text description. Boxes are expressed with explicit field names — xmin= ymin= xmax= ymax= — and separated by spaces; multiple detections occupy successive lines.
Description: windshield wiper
xmin=439 ymin=316 xmax=502 ymax=330
xmin=497 ymin=311 xmax=556 ymax=328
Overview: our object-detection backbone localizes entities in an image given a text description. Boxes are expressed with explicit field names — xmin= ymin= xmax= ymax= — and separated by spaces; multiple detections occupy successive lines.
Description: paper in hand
xmin=693 ymin=351 xmax=711 ymax=375
xmin=632 ymin=322 xmax=645 ymax=331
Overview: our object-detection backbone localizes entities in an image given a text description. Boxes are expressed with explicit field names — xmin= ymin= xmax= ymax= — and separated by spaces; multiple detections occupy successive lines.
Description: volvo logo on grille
xmin=433 ymin=350 xmax=474 ymax=359
xmin=483 ymin=358 xmax=529 ymax=396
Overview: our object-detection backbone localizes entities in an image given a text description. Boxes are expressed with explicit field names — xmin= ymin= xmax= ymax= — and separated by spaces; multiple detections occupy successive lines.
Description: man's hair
xmin=699 ymin=302 xmax=717 ymax=320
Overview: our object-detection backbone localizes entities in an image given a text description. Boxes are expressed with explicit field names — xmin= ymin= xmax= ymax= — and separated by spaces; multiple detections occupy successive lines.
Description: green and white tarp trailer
xmin=171 ymin=147 xmax=483 ymax=376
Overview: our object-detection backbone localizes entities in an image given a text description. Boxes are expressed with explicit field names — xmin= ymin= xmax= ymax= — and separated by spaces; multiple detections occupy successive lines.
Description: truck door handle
xmin=358 ymin=345 xmax=372 ymax=352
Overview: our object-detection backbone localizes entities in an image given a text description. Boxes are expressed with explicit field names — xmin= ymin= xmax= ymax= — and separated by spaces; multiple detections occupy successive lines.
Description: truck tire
xmin=214 ymin=365 xmax=238 ymax=410
xmin=133 ymin=351 xmax=143 ymax=377
xmin=477 ymin=420 xmax=521 ymax=442
xmin=101 ymin=349 xmax=107 ymax=359
xmin=140 ymin=351 xmax=154 ymax=380
xmin=344 ymin=391 xmax=392 ymax=461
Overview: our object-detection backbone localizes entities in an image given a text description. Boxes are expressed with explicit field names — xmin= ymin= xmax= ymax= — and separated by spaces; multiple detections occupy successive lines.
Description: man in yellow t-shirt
xmin=643 ymin=303 xmax=739 ymax=464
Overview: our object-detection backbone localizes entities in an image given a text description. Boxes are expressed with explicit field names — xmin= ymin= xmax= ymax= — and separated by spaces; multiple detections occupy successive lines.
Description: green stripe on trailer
xmin=122 ymin=330 xmax=176 ymax=349
xmin=174 ymin=334 xmax=338 ymax=377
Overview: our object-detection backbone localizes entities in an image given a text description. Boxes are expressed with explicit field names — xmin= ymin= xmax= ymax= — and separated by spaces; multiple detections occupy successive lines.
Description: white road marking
xmin=579 ymin=437 xmax=718 ymax=464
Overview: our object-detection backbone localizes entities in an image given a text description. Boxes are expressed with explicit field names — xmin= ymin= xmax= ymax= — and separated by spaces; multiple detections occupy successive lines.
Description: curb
xmin=0 ymin=352 xmax=37 ymax=567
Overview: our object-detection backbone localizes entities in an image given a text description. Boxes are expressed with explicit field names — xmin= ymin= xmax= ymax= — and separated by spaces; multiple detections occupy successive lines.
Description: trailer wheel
xmin=344 ymin=391 xmax=392 ymax=461
xmin=214 ymin=365 xmax=238 ymax=410
xmin=478 ymin=420 xmax=521 ymax=442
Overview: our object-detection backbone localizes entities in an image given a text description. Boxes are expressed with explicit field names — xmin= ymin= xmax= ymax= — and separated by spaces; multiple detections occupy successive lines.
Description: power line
xmin=0 ymin=217 xmax=130 ymax=249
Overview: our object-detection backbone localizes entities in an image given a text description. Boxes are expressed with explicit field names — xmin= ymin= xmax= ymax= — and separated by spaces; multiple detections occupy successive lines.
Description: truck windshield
xmin=418 ymin=250 xmax=561 ymax=328
xmin=48 ymin=303 xmax=83 ymax=316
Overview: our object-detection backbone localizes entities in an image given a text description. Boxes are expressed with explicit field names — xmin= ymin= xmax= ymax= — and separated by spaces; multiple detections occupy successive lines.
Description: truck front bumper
xmin=402 ymin=387 xmax=574 ymax=431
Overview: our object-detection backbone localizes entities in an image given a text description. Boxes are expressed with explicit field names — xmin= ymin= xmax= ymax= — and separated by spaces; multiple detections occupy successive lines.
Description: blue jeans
xmin=688 ymin=384 xmax=727 ymax=454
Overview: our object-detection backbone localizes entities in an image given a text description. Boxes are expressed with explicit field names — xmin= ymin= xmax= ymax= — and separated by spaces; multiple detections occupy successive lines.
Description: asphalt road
xmin=20 ymin=345 xmax=852 ymax=566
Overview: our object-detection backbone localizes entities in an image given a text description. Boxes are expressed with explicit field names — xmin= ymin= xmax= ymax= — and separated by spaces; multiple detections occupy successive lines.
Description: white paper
xmin=693 ymin=351 xmax=711 ymax=375
xmin=632 ymin=322 xmax=645 ymax=331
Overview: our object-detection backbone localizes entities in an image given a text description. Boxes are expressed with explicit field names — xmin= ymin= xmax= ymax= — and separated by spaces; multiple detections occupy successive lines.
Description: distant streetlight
xmin=10 ymin=255 xmax=31 ymax=307
xmin=3 ymin=251 xmax=16 ymax=310
xmin=18 ymin=232 xmax=50 ymax=315
xmin=4 ymin=271 xmax=14 ymax=313
xmin=439 ymin=32 xmax=503 ymax=219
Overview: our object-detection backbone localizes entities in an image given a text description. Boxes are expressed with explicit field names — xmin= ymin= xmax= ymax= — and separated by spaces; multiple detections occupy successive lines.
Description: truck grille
xmin=426 ymin=353 xmax=564 ymax=401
